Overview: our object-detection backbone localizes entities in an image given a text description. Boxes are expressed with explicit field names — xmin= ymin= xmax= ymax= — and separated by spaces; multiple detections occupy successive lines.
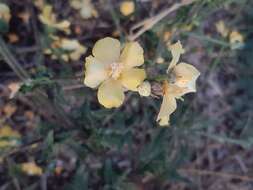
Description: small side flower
xmin=39 ymin=5 xmax=71 ymax=34
xmin=157 ymin=41 xmax=200 ymax=126
xmin=21 ymin=162 xmax=43 ymax=176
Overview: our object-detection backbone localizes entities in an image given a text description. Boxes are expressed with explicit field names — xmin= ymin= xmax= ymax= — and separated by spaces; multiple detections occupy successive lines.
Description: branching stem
xmin=128 ymin=0 xmax=196 ymax=41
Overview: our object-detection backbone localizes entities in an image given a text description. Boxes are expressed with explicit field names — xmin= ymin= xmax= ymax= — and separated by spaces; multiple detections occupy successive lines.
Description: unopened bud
xmin=137 ymin=81 xmax=151 ymax=97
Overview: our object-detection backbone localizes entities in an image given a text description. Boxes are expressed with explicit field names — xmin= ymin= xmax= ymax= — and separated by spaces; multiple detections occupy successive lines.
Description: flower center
xmin=109 ymin=62 xmax=124 ymax=79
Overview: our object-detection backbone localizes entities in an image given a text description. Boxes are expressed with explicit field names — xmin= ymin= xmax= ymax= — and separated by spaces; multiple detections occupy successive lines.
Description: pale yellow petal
xmin=42 ymin=5 xmax=52 ymax=19
xmin=80 ymin=6 xmax=93 ymax=19
xmin=39 ymin=5 xmax=53 ymax=24
xmin=120 ymin=1 xmax=135 ymax=16
xmin=92 ymin=37 xmax=120 ymax=63
xmin=0 ymin=3 xmax=11 ymax=23
xmin=38 ymin=14 xmax=51 ymax=25
xmin=84 ymin=56 xmax=109 ymax=88
xmin=61 ymin=39 xmax=80 ymax=50
xmin=120 ymin=68 xmax=146 ymax=91
xmin=97 ymin=79 xmax=125 ymax=108
xmin=156 ymin=57 xmax=165 ymax=64
xmin=54 ymin=20 xmax=71 ymax=31
xmin=157 ymin=93 xmax=177 ymax=126
xmin=70 ymin=0 xmax=82 ymax=9
xmin=21 ymin=162 xmax=43 ymax=176
xmin=0 ymin=126 xmax=20 ymax=138
xmin=34 ymin=0 xmax=44 ymax=10
xmin=0 ymin=125 xmax=20 ymax=148
xmin=44 ymin=48 xmax=52 ymax=55
xmin=229 ymin=30 xmax=244 ymax=44
xmin=158 ymin=116 xmax=170 ymax=126
xmin=39 ymin=5 xmax=70 ymax=34
xmin=8 ymin=82 xmax=21 ymax=99
xmin=60 ymin=39 xmax=87 ymax=60
xmin=61 ymin=54 xmax=69 ymax=62
xmin=215 ymin=20 xmax=229 ymax=38
xmin=50 ymin=21 xmax=71 ymax=34
xmin=173 ymin=62 xmax=200 ymax=93
xmin=69 ymin=45 xmax=87 ymax=61
xmin=71 ymin=0 xmax=97 ymax=19
xmin=120 ymin=42 xmax=144 ymax=69
xmin=166 ymin=83 xmax=188 ymax=98
xmin=167 ymin=41 xmax=185 ymax=72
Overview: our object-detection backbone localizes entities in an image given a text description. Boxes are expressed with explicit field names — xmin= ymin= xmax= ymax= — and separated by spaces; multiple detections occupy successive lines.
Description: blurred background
xmin=0 ymin=0 xmax=253 ymax=189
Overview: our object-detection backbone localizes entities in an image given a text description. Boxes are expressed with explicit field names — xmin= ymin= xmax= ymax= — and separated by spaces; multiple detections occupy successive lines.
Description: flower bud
xmin=137 ymin=81 xmax=151 ymax=97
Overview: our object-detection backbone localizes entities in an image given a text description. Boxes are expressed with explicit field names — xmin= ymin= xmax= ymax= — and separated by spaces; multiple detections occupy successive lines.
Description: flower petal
xmin=41 ymin=5 xmax=53 ymax=21
xmin=54 ymin=20 xmax=71 ymax=31
xmin=120 ymin=42 xmax=144 ymax=69
xmin=69 ymin=45 xmax=87 ymax=61
xmin=167 ymin=41 xmax=185 ymax=72
xmin=84 ymin=56 xmax=109 ymax=88
xmin=173 ymin=62 xmax=200 ymax=93
xmin=39 ymin=5 xmax=70 ymax=34
xmin=21 ymin=162 xmax=43 ymax=176
xmin=60 ymin=38 xmax=87 ymax=61
xmin=157 ymin=93 xmax=177 ymax=126
xmin=70 ymin=0 xmax=82 ymax=9
xmin=230 ymin=30 xmax=244 ymax=44
xmin=120 ymin=68 xmax=146 ymax=91
xmin=0 ymin=125 xmax=20 ymax=148
xmin=215 ymin=20 xmax=229 ymax=38
xmin=0 ymin=3 xmax=11 ymax=23
xmin=97 ymin=79 xmax=125 ymax=108
xmin=52 ymin=22 xmax=71 ymax=35
xmin=92 ymin=37 xmax=120 ymax=63
xmin=120 ymin=1 xmax=135 ymax=16
xmin=60 ymin=39 xmax=80 ymax=50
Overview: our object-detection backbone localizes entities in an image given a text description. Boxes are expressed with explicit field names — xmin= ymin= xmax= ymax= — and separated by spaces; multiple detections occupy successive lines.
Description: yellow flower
xmin=44 ymin=36 xmax=87 ymax=61
xmin=163 ymin=31 xmax=172 ymax=42
xmin=157 ymin=41 xmax=200 ymax=126
xmin=120 ymin=1 xmax=135 ymax=16
xmin=84 ymin=37 xmax=146 ymax=108
xmin=7 ymin=82 xmax=21 ymax=99
xmin=70 ymin=0 xmax=98 ymax=19
xmin=229 ymin=30 xmax=244 ymax=49
xmin=156 ymin=57 xmax=165 ymax=64
xmin=60 ymin=38 xmax=87 ymax=61
xmin=215 ymin=20 xmax=229 ymax=38
xmin=229 ymin=30 xmax=244 ymax=44
xmin=21 ymin=162 xmax=43 ymax=176
xmin=34 ymin=0 xmax=44 ymax=10
xmin=0 ymin=3 xmax=11 ymax=23
xmin=39 ymin=5 xmax=70 ymax=34
xmin=0 ymin=125 xmax=21 ymax=148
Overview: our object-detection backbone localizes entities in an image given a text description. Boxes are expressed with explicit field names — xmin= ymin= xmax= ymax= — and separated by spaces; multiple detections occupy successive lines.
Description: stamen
xmin=109 ymin=62 xmax=124 ymax=79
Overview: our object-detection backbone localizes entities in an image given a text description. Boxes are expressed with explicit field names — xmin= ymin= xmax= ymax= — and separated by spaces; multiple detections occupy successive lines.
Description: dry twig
xmin=179 ymin=168 xmax=253 ymax=182
xmin=128 ymin=0 xmax=196 ymax=41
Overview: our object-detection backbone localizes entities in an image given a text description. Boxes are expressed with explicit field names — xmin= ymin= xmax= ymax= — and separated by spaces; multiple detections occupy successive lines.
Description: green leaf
xmin=41 ymin=130 xmax=54 ymax=160
xmin=104 ymin=159 xmax=114 ymax=185
xmin=64 ymin=165 xmax=89 ymax=190
xmin=0 ymin=19 xmax=9 ymax=33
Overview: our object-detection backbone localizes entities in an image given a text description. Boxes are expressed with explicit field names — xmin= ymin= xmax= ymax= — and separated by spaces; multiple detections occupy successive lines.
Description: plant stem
xmin=128 ymin=0 xmax=196 ymax=41
xmin=0 ymin=37 xmax=30 ymax=80
xmin=0 ymin=37 xmax=75 ymax=128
